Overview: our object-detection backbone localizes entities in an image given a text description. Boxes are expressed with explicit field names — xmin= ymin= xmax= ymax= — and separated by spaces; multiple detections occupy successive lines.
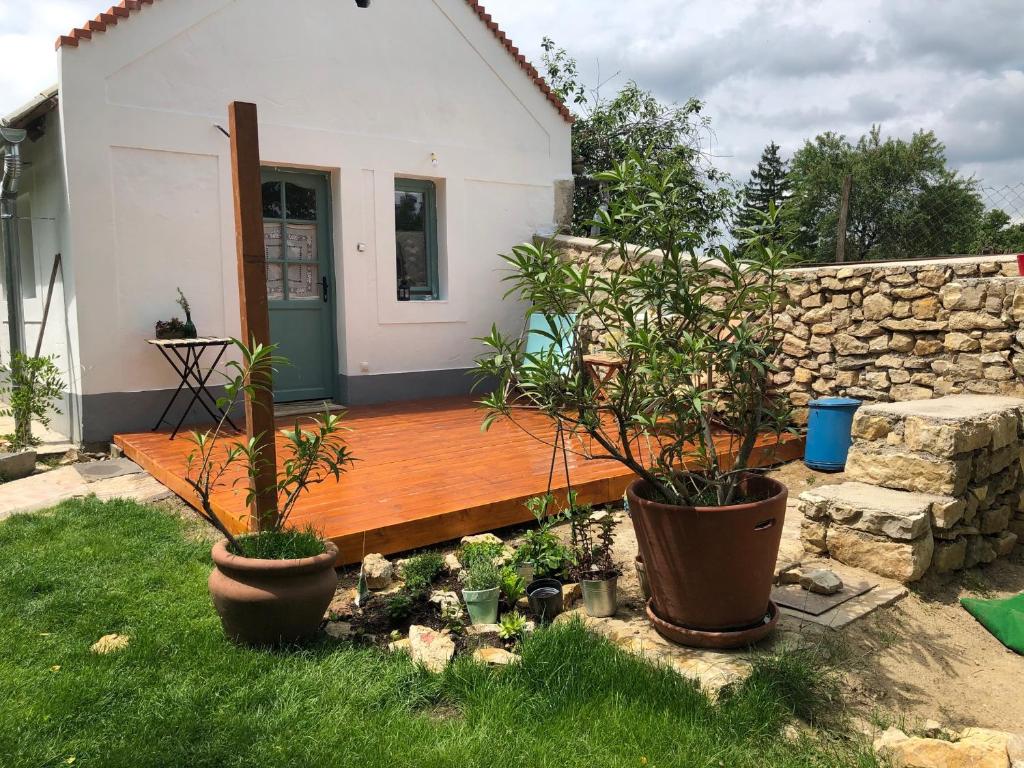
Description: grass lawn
xmin=0 ymin=497 xmax=877 ymax=767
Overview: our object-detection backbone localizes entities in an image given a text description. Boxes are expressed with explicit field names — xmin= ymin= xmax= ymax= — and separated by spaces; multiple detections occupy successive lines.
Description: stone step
xmin=799 ymin=481 xmax=961 ymax=539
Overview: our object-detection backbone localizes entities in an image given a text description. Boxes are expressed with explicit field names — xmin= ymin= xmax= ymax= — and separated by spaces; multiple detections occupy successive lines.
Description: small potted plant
xmin=461 ymin=559 xmax=501 ymax=625
xmin=511 ymin=494 xmax=572 ymax=582
xmin=0 ymin=352 xmax=64 ymax=480
xmin=186 ymin=339 xmax=354 ymax=645
xmin=568 ymin=505 xmax=620 ymax=618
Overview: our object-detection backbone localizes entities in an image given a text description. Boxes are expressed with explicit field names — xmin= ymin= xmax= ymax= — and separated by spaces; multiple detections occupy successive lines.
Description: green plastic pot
xmin=462 ymin=586 xmax=500 ymax=625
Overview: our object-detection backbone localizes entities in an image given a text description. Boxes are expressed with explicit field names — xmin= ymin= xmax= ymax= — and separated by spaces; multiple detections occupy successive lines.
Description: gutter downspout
xmin=0 ymin=126 xmax=27 ymax=359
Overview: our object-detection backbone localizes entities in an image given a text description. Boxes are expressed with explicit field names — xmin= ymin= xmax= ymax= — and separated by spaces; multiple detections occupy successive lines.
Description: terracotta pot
xmin=208 ymin=539 xmax=339 ymax=645
xmin=627 ymin=474 xmax=786 ymax=642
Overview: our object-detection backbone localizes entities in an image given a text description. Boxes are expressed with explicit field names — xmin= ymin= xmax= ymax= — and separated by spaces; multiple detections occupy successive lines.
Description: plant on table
xmin=185 ymin=338 xmax=355 ymax=644
xmin=461 ymin=559 xmax=502 ymax=625
xmin=0 ymin=352 xmax=64 ymax=455
xmin=474 ymin=153 xmax=793 ymax=647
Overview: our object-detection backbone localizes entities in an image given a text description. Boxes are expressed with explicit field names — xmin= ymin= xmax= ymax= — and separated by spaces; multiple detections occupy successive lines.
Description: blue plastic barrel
xmin=804 ymin=397 xmax=862 ymax=472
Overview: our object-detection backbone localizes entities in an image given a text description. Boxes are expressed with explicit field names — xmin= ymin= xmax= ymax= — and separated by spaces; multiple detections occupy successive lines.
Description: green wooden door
xmin=261 ymin=170 xmax=336 ymax=402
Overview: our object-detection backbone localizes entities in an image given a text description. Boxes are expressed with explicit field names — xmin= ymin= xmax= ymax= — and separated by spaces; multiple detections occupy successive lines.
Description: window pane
xmin=266 ymin=263 xmax=284 ymax=300
xmin=264 ymin=223 xmax=283 ymax=260
xmin=286 ymin=183 xmax=317 ymax=220
xmin=262 ymin=181 xmax=282 ymax=219
xmin=284 ymin=223 xmax=317 ymax=261
xmin=395 ymin=188 xmax=431 ymax=293
xmin=287 ymin=263 xmax=319 ymax=300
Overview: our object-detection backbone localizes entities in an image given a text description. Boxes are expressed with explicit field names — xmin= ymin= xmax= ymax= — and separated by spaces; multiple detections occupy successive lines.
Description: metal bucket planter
xmin=581 ymin=575 xmax=618 ymax=618
xmin=526 ymin=577 xmax=563 ymax=621
xmin=515 ymin=562 xmax=536 ymax=583
xmin=462 ymin=586 xmax=500 ymax=625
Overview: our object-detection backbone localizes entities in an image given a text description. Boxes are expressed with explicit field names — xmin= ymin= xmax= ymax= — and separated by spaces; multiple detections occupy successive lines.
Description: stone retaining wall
xmin=778 ymin=255 xmax=1024 ymax=424
xmin=546 ymin=236 xmax=1024 ymax=424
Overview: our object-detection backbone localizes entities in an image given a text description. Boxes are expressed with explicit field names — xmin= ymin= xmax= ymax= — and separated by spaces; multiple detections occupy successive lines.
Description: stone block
xmin=931 ymin=538 xmax=967 ymax=573
xmin=890 ymin=384 xmax=934 ymax=401
xmin=993 ymin=530 xmax=1018 ymax=556
xmin=902 ymin=415 xmax=991 ymax=457
xmin=798 ymin=482 xmax=932 ymax=540
xmin=964 ymin=535 xmax=997 ymax=568
xmin=978 ymin=505 xmax=1011 ymax=534
xmin=826 ymin=526 xmax=933 ymax=583
xmin=846 ymin=446 xmax=971 ymax=496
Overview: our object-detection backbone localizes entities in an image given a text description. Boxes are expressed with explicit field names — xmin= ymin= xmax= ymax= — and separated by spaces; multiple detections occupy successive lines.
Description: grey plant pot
xmin=581 ymin=575 xmax=618 ymax=618
xmin=462 ymin=586 xmax=500 ymax=625
xmin=0 ymin=449 xmax=37 ymax=481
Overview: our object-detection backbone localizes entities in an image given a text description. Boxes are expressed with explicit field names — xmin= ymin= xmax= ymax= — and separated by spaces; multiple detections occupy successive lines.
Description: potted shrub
xmin=185 ymin=340 xmax=354 ymax=645
xmin=0 ymin=352 xmax=64 ymax=480
xmin=475 ymin=156 xmax=792 ymax=648
xmin=568 ymin=506 xmax=620 ymax=618
xmin=461 ymin=559 xmax=501 ymax=625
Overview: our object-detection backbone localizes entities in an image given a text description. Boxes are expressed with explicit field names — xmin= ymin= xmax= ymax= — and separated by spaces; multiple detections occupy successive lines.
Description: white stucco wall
xmin=0 ymin=110 xmax=78 ymax=442
xmin=55 ymin=0 xmax=571 ymax=419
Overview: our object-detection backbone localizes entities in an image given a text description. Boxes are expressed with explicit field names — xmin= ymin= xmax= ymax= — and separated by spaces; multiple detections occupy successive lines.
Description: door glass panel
xmin=262 ymin=181 xmax=282 ymax=218
xmin=395 ymin=190 xmax=430 ymax=291
xmin=264 ymin=223 xmax=284 ymax=299
xmin=266 ymin=263 xmax=284 ymax=300
xmin=284 ymin=223 xmax=317 ymax=261
xmin=286 ymin=183 xmax=317 ymax=221
xmin=287 ymin=263 xmax=319 ymax=300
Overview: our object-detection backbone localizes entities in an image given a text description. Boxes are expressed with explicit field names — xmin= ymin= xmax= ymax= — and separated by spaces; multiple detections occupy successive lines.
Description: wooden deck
xmin=114 ymin=396 xmax=804 ymax=564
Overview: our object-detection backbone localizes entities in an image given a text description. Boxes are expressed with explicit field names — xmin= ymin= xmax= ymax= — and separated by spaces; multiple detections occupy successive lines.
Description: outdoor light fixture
xmin=355 ymin=0 xmax=370 ymax=7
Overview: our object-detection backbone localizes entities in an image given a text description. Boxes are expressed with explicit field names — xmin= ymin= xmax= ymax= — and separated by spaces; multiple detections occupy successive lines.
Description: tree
xmin=732 ymin=141 xmax=791 ymax=243
xmin=784 ymin=126 xmax=984 ymax=262
xmin=974 ymin=209 xmax=1024 ymax=254
xmin=541 ymin=38 xmax=734 ymax=247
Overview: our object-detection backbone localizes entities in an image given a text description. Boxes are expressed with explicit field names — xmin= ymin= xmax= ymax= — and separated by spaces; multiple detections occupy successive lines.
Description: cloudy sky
xmin=3 ymin=0 xmax=1022 ymax=193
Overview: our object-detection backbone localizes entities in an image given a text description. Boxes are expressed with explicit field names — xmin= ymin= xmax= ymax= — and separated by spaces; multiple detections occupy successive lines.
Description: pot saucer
xmin=645 ymin=599 xmax=779 ymax=649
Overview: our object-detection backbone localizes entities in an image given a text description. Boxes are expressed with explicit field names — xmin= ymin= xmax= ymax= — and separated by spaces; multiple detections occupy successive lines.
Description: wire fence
xmin=794 ymin=180 xmax=1024 ymax=265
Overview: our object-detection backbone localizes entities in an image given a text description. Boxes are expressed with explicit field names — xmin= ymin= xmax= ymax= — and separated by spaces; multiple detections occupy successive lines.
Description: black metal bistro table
xmin=147 ymin=337 xmax=239 ymax=439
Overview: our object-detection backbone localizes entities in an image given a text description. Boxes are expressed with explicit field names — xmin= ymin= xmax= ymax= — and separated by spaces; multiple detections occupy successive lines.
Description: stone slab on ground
xmin=74 ymin=458 xmax=143 ymax=483
xmin=772 ymin=579 xmax=873 ymax=616
xmin=800 ymin=481 xmax=944 ymax=540
xmin=0 ymin=464 xmax=174 ymax=521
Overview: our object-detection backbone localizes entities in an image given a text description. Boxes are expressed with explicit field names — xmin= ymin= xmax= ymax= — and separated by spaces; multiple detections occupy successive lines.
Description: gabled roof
xmin=54 ymin=0 xmax=574 ymax=123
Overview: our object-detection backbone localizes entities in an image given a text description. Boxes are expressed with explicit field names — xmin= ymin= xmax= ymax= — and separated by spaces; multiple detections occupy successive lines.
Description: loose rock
xmin=408 ymin=625 xmax=455 ymax=673
xmin=799 ymin=569 xmax=843 ymax=595
xmin=361 ymin=553 xmax=394 ymax=590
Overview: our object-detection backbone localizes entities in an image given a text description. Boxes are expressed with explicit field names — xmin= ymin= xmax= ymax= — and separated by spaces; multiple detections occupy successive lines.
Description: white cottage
xmin=0 ymin=0 xmax=572 ymax=444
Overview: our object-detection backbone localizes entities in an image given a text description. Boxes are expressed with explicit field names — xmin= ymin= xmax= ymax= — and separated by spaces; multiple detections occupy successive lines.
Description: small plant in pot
xmin=511 ymin=494 xmax=572 ymax=582
xmin=568 ymin=505 xmax=620 ymax=619
xmin=0 ymin=352 xmax=64 ymax=479
xmin=461 ymin=559 xmax=502 ymax=625
xmin=185 ymin=339 xmax=354 ymax=645
xmin=475 ymin=155 xmax=793 ymax=648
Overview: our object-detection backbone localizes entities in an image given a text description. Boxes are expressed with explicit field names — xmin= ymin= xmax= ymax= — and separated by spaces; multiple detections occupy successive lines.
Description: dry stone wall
xmin=800 ymin=396 xmax=1023 ymax=581
xmin=778 ymin=256 xmax=1024 ymax=423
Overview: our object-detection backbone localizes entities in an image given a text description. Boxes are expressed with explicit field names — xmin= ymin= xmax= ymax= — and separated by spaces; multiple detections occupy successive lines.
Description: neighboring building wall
xmin=550 ymin=235 xmax=1024 ymax=424
xmin=0 ymin=110 xmax=79 ymax=443
xmin=55 ymin=0 xmax=571 ymax=441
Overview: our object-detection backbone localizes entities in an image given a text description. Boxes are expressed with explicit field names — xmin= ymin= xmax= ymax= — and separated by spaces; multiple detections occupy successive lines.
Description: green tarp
xmin=961 ymin=593 xmax=1024 ymax=655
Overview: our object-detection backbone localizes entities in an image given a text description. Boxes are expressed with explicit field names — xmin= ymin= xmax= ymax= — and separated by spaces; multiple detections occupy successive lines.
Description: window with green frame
xmin=394 ymin=178 xmax=439 ymax=300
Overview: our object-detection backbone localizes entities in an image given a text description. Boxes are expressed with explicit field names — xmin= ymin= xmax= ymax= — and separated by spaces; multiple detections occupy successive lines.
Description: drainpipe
xmin=0 ymin=126 xmax=27 ymax=359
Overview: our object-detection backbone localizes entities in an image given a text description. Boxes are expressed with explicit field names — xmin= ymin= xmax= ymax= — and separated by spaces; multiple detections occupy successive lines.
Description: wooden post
xmin=835 ymin=173 xmax=852 ymax=263
xmin=228 ymin=101 xmax=278 ymax=531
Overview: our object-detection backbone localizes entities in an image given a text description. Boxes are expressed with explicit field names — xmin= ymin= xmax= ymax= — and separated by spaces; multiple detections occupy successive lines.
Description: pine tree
xmin=733 ymin=141 xmax=791 ymax=242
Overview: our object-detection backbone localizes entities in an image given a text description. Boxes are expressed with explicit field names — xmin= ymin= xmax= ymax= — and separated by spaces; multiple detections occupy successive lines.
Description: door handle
xmin=321 ymin=275 xmax=329 ymax=303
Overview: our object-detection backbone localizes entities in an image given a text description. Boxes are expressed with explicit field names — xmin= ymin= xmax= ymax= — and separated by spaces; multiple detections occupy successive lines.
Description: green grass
xmin=231 ymin=527 xmax=325 ymax=559
xmin=0 ymin=497 xmax=877 ymax=767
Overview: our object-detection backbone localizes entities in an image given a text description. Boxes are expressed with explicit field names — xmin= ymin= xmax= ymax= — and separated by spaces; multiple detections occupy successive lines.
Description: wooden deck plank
xmin=114 ymin=395 xmax=805 ymax=564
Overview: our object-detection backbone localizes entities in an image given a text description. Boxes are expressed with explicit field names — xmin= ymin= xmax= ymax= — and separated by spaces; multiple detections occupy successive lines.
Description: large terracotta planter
xmin=627 ymin=474 xmax=787 ymax=649
xmin=208 ymin=539 xmax=339 ymax=645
